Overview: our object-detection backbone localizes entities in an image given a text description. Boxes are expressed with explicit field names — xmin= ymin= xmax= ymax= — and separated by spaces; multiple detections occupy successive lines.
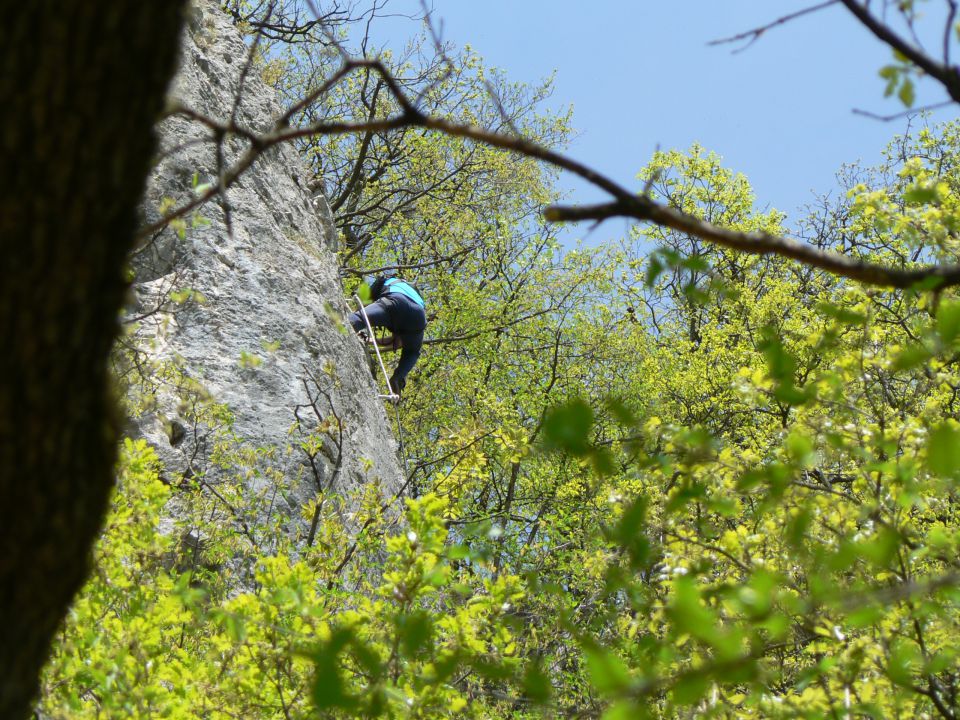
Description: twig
xmin=945 ymin=0 xmax=958 ymax=67
xmin=709 ymin=1 xmax=840 ymax=52
xmin=146 ymin=56 xmax=960 ymax=291
xmin=544 ymin=198 xmax=960 ymax=289
xmin=340 ymin=241 xmax=480 ymax=276
xmin=840 ymin=0 xmax=960 ymax=102
xmin=852 ymin=99 xmax=953 ymax=121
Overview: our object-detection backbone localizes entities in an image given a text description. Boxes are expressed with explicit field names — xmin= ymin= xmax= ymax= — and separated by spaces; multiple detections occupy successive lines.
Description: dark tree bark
xmin=0 ymin=4 xmax=186 ymax=717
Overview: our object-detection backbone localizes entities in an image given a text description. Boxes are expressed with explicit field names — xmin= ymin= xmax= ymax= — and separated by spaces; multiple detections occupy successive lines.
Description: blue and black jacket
xmin=379 ymin=279 xmax=426 ymax=383
xmin=349 ymin=277 xmax=426 ymax=386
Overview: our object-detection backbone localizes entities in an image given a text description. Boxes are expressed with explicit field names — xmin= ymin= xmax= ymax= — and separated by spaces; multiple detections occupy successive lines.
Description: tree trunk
xmin=0 ymin=4 xmax=186 ymax=717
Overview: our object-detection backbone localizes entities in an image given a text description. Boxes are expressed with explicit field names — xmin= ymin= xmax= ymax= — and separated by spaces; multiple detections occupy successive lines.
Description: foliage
xmin=39 ymin=440 xmax=525 ymax=718
xmin=39 ymin=3 xmax=960 ymax=717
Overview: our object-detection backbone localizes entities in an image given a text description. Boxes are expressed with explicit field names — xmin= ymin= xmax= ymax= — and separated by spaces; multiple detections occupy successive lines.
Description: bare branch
xmin=147 ymin=51 xmax=960 ymax=291
xmin=544 ymin=198 xmax=960 ymax=289
xmin=710 ymin=1 xmax=840 ymax=52
xmin=423 ymin=306 xmax=557 ymax=345
xmin=229 ymin=1 xmax=273 ymax=129
xmin=840 ymin=0 xmax=960 ymax=102
xmin=946 ymin=0 xmax=958 ymax=66
xmin=329 ymin=78 xmax=384 ymax=212
xmin=340 ymin=241 xmax=481 ymax=276
xmin=852 ymin=99 xmax=954 ymax=121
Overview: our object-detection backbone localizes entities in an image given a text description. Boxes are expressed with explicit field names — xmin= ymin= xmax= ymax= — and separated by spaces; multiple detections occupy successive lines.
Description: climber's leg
xmin=349 ymin=298 xmax=394 ymax=334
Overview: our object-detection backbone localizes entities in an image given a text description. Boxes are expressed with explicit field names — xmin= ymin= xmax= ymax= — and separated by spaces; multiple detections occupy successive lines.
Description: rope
xmin=352 ymin=294 xmax=399 ymax=403
xmin=393 ymin=402 xmax=410 ymax=471
xmin=351 ymin=295 xmax=411 ymax=481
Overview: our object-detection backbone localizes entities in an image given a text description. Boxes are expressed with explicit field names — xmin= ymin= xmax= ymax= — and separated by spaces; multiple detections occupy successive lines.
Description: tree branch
xmin=840 ymin=0 xmax=960 ymax=102
xmin=709 ymin=1 xmax=840 ymax=52
xmin=340 ymin=241 xmax=480 ymax=276
xmin=146 ymin=53 xmax=960 ymax=291
xmin=545 ymin=199 xmax=960 ymax=289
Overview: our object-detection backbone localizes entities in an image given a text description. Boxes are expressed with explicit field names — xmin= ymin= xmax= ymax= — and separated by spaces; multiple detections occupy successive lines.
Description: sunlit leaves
xmin=51 ymin=100 xmax=960 ymax=720
xmin=879 ymin=62 xmax=915 ymax=107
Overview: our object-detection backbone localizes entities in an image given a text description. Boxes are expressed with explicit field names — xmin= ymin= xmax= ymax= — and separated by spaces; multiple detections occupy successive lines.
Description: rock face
xmin=129 ymin=0 xmax=401 ymax=521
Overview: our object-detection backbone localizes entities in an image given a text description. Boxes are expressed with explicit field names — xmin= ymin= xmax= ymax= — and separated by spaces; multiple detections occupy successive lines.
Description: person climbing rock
xmin=349 ymin=276 xmax=426 ymax=396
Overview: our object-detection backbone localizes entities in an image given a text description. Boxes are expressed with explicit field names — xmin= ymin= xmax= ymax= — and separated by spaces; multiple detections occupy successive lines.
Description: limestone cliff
xmin=127 ymin=0 xmax=401 ymax=524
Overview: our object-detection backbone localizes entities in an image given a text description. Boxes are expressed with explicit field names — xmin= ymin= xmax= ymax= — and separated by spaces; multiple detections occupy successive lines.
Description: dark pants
xmin=349 ymin=294 xmax=426 ymax=384
xmin=350 ymin=297 xmax=393 ymax=334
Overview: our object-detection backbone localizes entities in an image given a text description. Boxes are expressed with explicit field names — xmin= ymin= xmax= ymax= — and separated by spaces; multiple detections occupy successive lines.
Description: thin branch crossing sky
xmin=374 ymin=1 xmax=957 ymax=241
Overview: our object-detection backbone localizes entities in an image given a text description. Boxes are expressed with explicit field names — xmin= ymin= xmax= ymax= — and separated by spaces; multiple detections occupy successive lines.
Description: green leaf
xmin=795 ymin=657 xmax=837 ymax=690
xmin=891 ymin=343 xmax=933 ymax=371
xmin=682 ymin=282 xmax=710 ymax=306
xmin=602 ymin=701 xmax=647 ymax=720
xmin=846 ymin=603 xmax=884 ymax=629
xmin=472 ymin=658 xmax=514 ymax=681
xmin=311 ymin=628 xmax=358 ymax=711
xmin=591 ymin=447 xmax=616 ymax=477
xmin=785 ymin=509 xmax=812 ymax=552
xmin=879 ymin=65 xmax=898 ymax=80
xmin=358 ymin=281 xmax=372 ymax=304
xmin=816 ymin=301 xmax=867 ymax=325
xmin=898 ymin=78 xmax=915 ymax=107
xmin=672 ymin=672 xmax=710 ymax=706
xmin=879 ymin=65 xmax=899 ymax=96
xmin=927 ymin=423 xmax=960 ymax=477
xmin=887 ymin=640 xmax=920 ymax=686
xmin=614 ymin=496 xmax=647 ymax=538
xmin=925 ymin=649 xmax=956 ymax=675
xmin=773 ymin=384 xmax=811 ymax=406
xmin=350 ymin=638 xmax=384 ymax=678
xmin=223 ymin=613 xmax=246 ymax=643
xmin=645 ymin=256 xmax=664 ymax=287
xmin=859 ymin=527 xmax=901 ymax=565
xmin=702 ymin=496 xmax=735 ymax=519
xmin=446 ymin=544 xmax=472 ymax=560
xmin=666 ymin=481 xmax=707 ymax=514
xmin=584 ymin=644 xmax=632 ymax=695
xmin=762 ymin=334 xmax=795 ymax=379
xmin=759 ymin=329 xmax=811 ymax=405
xmin=937 ymin=301 xmax=960 ymax=346
xmin=786 ymin=432 xmax=814 ymax=467
xmin=738 ymin=571 xmax=776 ymax=617
xmin=668 ymin=577 xmax=718 ymax=639
xmin=605 ymin=397 xmax=636 ymax=427
xmin=522 ymin=662 xmax=552 ymax=705
xmin=911 ymin=274 xmax=948 ymax=291
xmin=398 ymin=611 xmax=434 ymax=657
xmin=680 ymin=255 xmax=710 ymax=272
xmin=611 ymin=496 xmax=651 ymax=567
xmin=543 ymin=398 xmax=594 ymax=456
xmin=323 ymin=301 xmax=348 ymax=335
xmin=904 ymin=185 xmax=939 ymax=205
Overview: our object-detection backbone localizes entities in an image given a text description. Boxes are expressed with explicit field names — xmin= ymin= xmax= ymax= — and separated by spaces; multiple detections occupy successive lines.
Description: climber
xmin=349 ymin=276 xmax=426 ymax=396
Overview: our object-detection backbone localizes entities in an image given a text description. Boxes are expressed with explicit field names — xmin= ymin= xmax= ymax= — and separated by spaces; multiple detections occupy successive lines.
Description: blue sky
xmin=371 ymin=1 xmax=957 ymax=242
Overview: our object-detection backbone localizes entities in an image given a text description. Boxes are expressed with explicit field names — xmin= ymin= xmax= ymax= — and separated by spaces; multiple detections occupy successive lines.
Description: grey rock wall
xmin=128 ymin=0 xmax=402 ymax=522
